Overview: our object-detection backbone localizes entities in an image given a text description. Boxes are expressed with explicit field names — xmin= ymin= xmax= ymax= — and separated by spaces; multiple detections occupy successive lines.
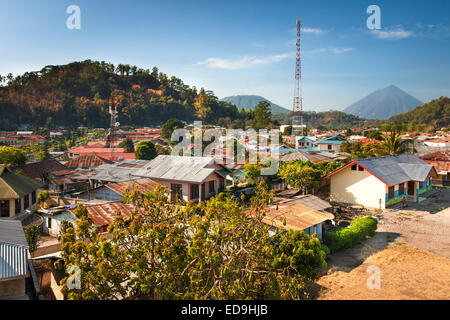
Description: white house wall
xmin=330 ymin=165 xmax=386 ymax=208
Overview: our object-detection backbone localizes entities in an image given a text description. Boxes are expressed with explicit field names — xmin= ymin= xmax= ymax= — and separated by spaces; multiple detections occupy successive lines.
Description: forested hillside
xmin=274 ymin=110 xmax=380 ymax=129
xmin=387 ymin=96 xmax=449 ymax=128
xmin=0 ymin=60 xmax=241 ymax=129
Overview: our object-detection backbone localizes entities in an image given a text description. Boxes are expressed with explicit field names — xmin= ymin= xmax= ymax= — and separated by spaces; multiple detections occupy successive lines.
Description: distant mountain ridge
xmin=344 ymin=85 xmax=423 ymax=120
xmin=220 ymin=95 xmax=290 ymax=115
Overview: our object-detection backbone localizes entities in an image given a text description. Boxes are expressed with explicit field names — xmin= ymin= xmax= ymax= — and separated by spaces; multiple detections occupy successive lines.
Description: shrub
xmin=326 ymin=215 xmax=378 ymax=252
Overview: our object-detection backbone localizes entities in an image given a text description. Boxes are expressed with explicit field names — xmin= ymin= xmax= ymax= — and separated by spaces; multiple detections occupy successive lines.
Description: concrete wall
xmin=7 ymin=191 xmax=39 ymax=218
xmin=0 ymin=277 xmax=26 ymax=299
xmin=330 ymin=164 xmax=386 ymax=208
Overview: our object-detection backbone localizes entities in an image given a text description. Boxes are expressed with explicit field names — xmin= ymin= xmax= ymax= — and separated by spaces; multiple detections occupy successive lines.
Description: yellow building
xmin=326 ymin=154 xmax=438 ymax=209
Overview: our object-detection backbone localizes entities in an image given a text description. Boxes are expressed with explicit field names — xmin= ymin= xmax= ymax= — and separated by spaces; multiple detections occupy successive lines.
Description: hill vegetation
xmin=0 ymin=60 xmax=242 ymax=129
xmin=220 ymin=95 xmax=290 ymax=115
xmin=387 ymin=96 xmax=449 ymax=128
xmin=274 ymin=110 xmax=379 ymax=129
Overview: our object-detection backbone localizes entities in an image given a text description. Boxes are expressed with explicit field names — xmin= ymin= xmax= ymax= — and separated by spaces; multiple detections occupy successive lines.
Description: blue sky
xmin=0 ymin=0 xmax=449 ymax=111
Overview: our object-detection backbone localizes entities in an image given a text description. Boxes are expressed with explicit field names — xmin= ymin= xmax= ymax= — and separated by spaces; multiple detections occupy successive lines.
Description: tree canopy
xmin=56 ymin=183 xmax=329 ymax=300
xmin=135 ymin=141 xmax=157 ymax=160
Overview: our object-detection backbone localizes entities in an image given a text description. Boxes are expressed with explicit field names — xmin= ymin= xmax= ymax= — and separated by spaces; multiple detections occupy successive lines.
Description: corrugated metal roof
xmin=328 ymin=154 xmax=436 ymax=186
xmin=105 ymin=178 xmax=159 ymax=196
xmin=66 ymin=154 xmax=113 ymax=168
xmin=356 ymin=154 xmax=434 ymax=186
xmin=135 ymin=156 xmax=218 ymax=183
xmin=281 ymin=151 xmax=331 ymax=163
xmin=261 ymin=203 xmax=334 ymax=231
xmin=0 ymin=220 xmax=29 ymax=280
xmin=71 ymin=201 xmax=137 ymax=227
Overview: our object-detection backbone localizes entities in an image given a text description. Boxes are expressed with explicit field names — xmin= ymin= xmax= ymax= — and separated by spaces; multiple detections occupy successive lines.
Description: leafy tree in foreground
xmin=135 ymin=141 xmax=157 ymax=160
xmin=56 ymin=182 xmax=329 ymax=300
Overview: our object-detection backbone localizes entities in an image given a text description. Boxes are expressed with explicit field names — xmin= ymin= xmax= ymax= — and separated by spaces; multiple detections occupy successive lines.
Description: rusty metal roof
xmin=281 ymin=151 xmax=331 ymax=163
xmin=73 ymin=201 xmax=137 ymax=227
xmin=105 ymin=178 xmax=159 ymax=196
xmin=66 ymin=154 xmax=113 ymax=168
xmin=262 ymin=203 xmax=334 ymax=231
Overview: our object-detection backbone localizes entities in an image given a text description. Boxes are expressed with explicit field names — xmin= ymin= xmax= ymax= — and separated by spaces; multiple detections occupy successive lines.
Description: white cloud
xmin=306 ymin=47 xmax=354 ymax=55
xmin=302 ymin=27 xmax=325 ymax=34
xmin=370 ymin=28 xmax=414 ymax=40
xmin=197 ymin=53 xmax=291 ymax=70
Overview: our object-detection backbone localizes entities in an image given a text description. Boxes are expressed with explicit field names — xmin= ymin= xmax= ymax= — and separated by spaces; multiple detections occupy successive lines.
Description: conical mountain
xmin=344 ymin=85 xmax=423 ymax=120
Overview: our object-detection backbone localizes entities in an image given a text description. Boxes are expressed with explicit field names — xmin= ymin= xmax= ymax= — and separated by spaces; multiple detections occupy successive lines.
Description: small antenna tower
xmin=108 ymin=95 xmax=120 ymax=161
xmin=292 ymin=18 xmax=304 ymax=136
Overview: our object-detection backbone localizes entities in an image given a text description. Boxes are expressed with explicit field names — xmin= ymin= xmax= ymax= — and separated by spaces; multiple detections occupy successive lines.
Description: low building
xmin=0 ymin=165 xmax=43 ymax=219
xmin=281 ymin=151 xmax=332 ymax=164
xmin=316 ymin=135 xmax=347 ymax=152
xmin=326 ymin=154 xmax=438 ymax=209
xmin=135 ymin=155 xmax=230 ymax=202
xmin=65 ymin=154 xmax=113 ymax=169
xmin=260 ymin=202 xmax=334 ymax=240
xmin=0 ymin=220 xmax=30 ymax=299
xmin=12 ymin=160 xmax=69 ymax=187
xmin=421 ymin=151 xmax=450 ymax=186
xmin=77 ymin=178 xmax=160 ymax=202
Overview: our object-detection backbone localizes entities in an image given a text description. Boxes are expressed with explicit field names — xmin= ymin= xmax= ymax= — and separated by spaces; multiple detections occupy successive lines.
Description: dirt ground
xmin=312 ymin=187 xmax=450 ymax=300
xmin=316 ymin=245 xmax=450 ymax=300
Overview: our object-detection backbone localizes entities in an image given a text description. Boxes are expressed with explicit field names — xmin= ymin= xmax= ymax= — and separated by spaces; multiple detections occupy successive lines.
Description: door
xmin=407 ymin=181 xmax=415 ymax=195
xmin=201 ymin=183 xmax=205 ymax=201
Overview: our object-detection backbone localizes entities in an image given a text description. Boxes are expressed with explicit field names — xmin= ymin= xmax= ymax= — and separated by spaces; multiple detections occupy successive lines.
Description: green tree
xmin=118 ymin=138 xmax=135 ymax=153
xmin=161 ymin=118 xmax=184 ymax=141
xmin=55 ymin=183 xmax=329 ymax=300
xmin=244 ymin=163 xmax=261 ymax=184
xmin=24 ymin=225 xmax=40 ymax=256
xmin=135 ymin=141 xmax=157 ymax=160
xmin=278 ymin=161 xmax=321 ymax=194
xmin=0 ymin=146 xmax=27 ymax=165
xmin=382 ymin=131 xmax=411 ymax=155
xmin=254 ymin=101 xmax=272 ymax=129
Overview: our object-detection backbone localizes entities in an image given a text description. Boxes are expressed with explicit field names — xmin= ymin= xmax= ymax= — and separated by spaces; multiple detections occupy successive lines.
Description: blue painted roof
xmin=317 ymin=136 xmax=346 ymax=145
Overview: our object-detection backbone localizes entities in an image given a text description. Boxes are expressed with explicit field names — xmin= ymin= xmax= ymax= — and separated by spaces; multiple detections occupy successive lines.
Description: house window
xmin=24 ymin=194 xmax=29 ymax=209
xmin=419 ymin=182 xmax=423 ymax=189
xmin=219 ymin=179 xmax=225 ymax=191
xmin=190 ymin=184 xmax=199 ymax=199
xmin=399 ymin=183 xmax=405 ymax=195
xmin=351 ymin=164 xmax=357 ymax=171
xmin=31 ymin=191 xmax=36 ymax=205
xmin=209 ymin=181 xmax=215 ymax=194
xmin=15 ymin=199 xmax=21 ymax=214
xmin=0 ymin=200 xmax=9 ymax=217
xmin=358 ymin=166 xmax=364 ymax=171
xmin=327 ymin=144 xmax=332 ymax=150
xmin=388 ymin=186 xmax=395 ymax=199
xmin=48 ymin=217 xmax=52 ymax=229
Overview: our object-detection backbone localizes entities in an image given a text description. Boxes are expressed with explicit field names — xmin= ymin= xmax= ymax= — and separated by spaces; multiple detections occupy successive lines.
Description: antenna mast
xmin=292 ymin=19 xmax=304 ymax=136
xmin=108 ymin=95 xmax=119 ymax=161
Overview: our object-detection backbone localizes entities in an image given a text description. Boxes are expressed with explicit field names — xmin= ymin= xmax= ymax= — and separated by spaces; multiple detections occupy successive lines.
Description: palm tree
xmin=381 ymin=131 xmax=411 ymax=154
